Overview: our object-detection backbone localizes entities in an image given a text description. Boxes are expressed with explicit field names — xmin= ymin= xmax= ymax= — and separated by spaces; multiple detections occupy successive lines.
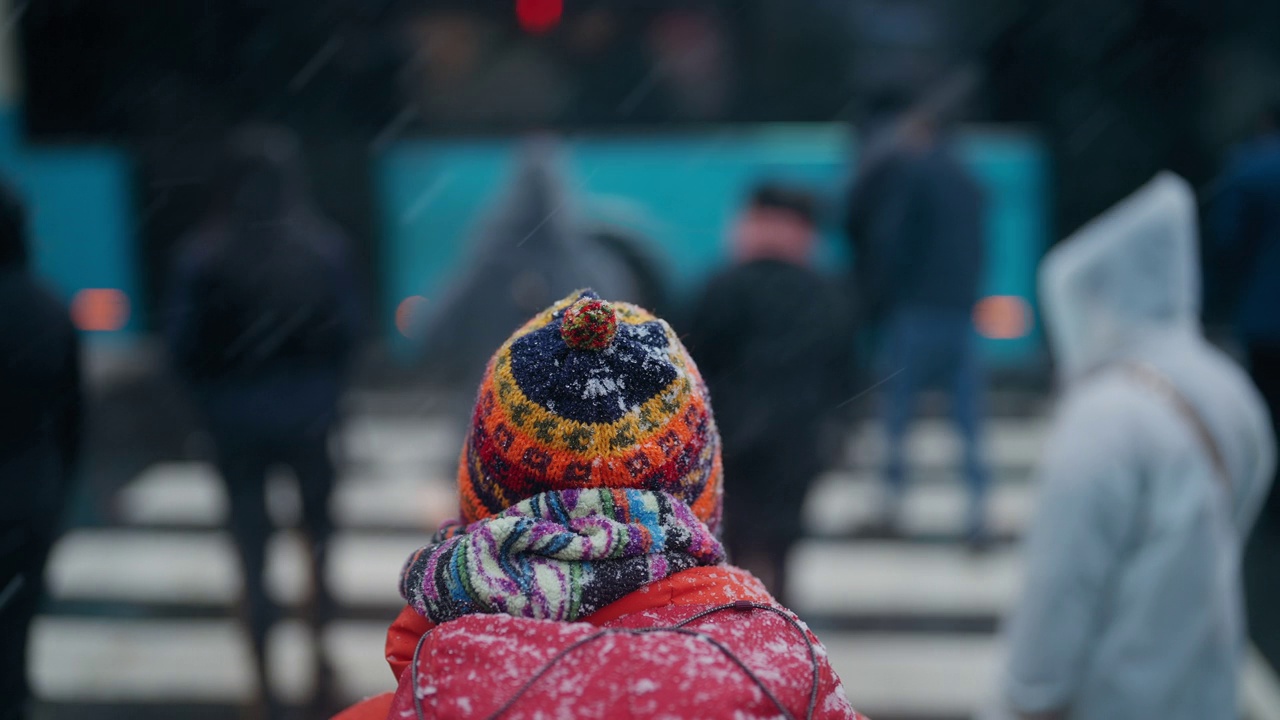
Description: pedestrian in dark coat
xmin=845 ymin=107 xmax=991 ymax=544
xmin=166 ymin=126 xmax=361 ymax=719
xmin=686 ymin=184 xmax=852 ymax=605
xmin=0 ymin=181 xmax=83 ymax=720
xmin=1209 ymin=102 xmax=1280 ymax=672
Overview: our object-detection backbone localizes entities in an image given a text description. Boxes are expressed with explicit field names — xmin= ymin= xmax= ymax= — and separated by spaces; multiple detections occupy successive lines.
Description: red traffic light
xmin=516 ymin=0 xmax=562 ymax=34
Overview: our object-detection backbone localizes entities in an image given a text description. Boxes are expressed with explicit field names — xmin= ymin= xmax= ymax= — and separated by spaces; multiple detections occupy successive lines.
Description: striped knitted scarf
xmin=400 ymin=488 xmax=725 ymax=625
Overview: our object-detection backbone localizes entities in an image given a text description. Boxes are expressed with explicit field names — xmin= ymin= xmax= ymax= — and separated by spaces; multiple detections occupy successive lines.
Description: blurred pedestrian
xmin=845 ymin=99 xmax=990 ymax=544
xmin=581 ymin=195 xmax=675 ymax=318
xmin=415 ymin=138 xmax=644 ymax=404
xmin=1209 ymin=102 xmax=1280 ymax=669
xmin=686 ymin=184 xmax=852 ymax=605
xmin=166 ymin=126 xmax=361 ymax=719
xmin=334 ymin=290 xmax=864 ymax=720
xmin=1001 ymin=174 xmax=1274 ymax=719
xmin=0 ymin=182 xmax=83 ymax=720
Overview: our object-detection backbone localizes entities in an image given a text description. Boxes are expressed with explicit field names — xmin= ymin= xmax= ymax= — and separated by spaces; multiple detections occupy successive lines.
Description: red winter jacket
xmin=334 ymin=566 xmax=864 ymax=720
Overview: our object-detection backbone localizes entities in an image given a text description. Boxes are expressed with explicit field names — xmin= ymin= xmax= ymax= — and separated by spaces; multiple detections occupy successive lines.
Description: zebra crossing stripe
xmin=115 ymin=462 xmax=1034 ymax=536
xmin=30 ymin=616 xmax=1280 ymax=720
xmin=1244 ymin=645 xmax=1280 ymax=720
xmin=29 ymin=616 xmax=1000 ymax=714
xmin=49 ymin=529 xmax=1023 ymax=618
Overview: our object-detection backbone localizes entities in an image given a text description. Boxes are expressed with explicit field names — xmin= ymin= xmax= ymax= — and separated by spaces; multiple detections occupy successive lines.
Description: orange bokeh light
xmin=396 ymin=295 xmax=429 ymax=338
xmin=71 ymin=288 xmax=130 ymax=332
xmin=974 ymin=295 xmax=1032 ymax=340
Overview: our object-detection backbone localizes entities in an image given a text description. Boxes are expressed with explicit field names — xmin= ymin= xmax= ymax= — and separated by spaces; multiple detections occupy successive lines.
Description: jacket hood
xmin=1039 ymin=172 xmax=1201 ymax=382
xmin=474 ymin=138 xmax=584 ymax=257
xmin=416 ymin=139 xmax=640 ymax=384
xmin=213 ymin=125 xmax=310 ymax=225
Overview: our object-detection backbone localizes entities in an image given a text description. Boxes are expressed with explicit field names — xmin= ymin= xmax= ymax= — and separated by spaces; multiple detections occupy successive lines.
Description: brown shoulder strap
xmin=1122 ymin=362 xmax=1232 ymax=492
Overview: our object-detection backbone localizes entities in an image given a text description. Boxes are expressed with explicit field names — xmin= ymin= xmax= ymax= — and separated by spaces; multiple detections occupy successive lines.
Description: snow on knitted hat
xmin=457 ymin=289 xmax=724 ymax=531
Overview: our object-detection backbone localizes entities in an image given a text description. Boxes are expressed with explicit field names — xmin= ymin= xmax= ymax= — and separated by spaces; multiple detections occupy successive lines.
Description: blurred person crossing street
xmin=845 ymin=98 xmax=991 ymax=545
xmin=165 ymin=126 xmax=363 ymax=720
xmin=414 ymin=139 xmax=646 ymax=405
xmin=1000 ymin=173 xmax=1274 ymax=719
xmin=1210 ymin=102 xmax=1280 ymax=672
xmin=0 ymin=181 xmax=83 ymax=720
xmin=686 ymin=184 xmax=853 ymax=606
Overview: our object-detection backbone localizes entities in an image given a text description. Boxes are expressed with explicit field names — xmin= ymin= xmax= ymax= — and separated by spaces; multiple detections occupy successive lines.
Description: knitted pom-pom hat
xmin=458 ymin=289 xmax=724 ymax=531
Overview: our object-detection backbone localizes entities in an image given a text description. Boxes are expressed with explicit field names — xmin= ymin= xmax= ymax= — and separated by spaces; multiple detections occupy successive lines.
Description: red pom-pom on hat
xmin=560 ymin=296 xmax=618 ymax=350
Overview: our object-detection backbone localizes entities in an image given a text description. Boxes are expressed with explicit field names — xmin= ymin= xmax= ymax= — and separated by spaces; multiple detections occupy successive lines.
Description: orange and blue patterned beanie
xmin=457 ymin=289 xmax=724 ymax=532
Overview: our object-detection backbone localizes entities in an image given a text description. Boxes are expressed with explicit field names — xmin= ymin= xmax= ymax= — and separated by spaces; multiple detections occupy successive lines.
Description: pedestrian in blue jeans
xmin=882 ymin=307 xmax=988 ymax=538
xmin=845 ymin=99 xmax=990 ymax=544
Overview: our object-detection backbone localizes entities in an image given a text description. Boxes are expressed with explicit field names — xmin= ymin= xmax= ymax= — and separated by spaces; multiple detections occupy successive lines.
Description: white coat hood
xmin=1005 ymin=173 xmax=1276 ymax=720
xmin=1039 ymin=172 xmax=1201 ymax=381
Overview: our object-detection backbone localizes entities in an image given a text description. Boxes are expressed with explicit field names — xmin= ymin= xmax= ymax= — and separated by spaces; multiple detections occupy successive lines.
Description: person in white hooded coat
xmin=1001 ymin=172 xmax=1275 ymax=718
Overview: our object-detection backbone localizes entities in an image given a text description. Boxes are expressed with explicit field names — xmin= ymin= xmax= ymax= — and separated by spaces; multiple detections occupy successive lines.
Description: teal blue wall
xmin=959 ymin=133 xmax=1051 ymax=364
xmin=0 ymin=109 xmax=140 ymax=339
xmin=377 ymin=126 xmax=1049 ymax=364
xmin=0 ymin=114 xmax=1048 ymax=356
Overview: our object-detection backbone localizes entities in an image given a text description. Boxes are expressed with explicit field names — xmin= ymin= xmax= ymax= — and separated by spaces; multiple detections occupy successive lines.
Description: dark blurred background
xmin=21 ymin=0 xmax=1280 ymax=227
xmin=17 ymin=0 xmax=1280 ymax=334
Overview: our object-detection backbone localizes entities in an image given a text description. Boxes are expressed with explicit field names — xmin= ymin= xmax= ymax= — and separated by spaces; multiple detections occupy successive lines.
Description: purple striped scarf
xmin=400 ymin=488 xmax=725 ymax=625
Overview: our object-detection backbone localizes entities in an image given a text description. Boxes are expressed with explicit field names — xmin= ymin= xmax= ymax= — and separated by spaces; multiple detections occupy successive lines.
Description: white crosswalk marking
xmin=116 ymin=462 xmax=457 ymax=530
xmin=31 ymin=618 xmax=389 ymax=704
xmin=846 ymin=417 xmax=1049 ymax=471
xmin=47 ymin=530 xmax=422 ymax=607
xmin=116 ymin=462 xmax=1034 ymax=536
xmin=1244 ymin=646 xmax=1280 ymax=720
xmin=804 ymin=473 xmax=1034 ymax=537
xmin=825 ymin=635 xmax=1001 ymax=715
xmin=35 ymin=413 xmax=1280 ymax=719
xmin=792 ymin=543 xmax=1022 ymax=617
